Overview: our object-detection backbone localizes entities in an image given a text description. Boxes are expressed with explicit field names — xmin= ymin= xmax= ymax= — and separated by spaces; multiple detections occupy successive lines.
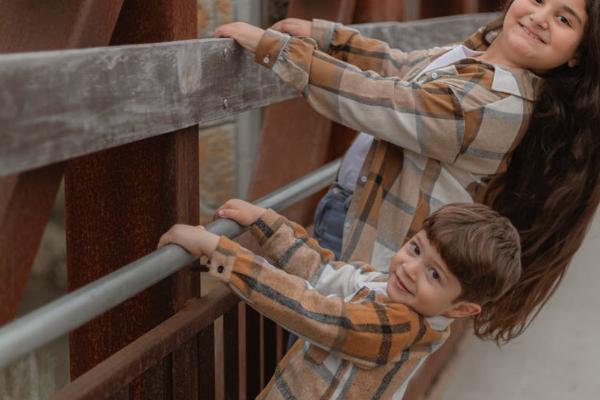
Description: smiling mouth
xmin=519 ymin=23 xmax=546 ymax=44
xmin=395 ymin=274 xmax=413 ymax=295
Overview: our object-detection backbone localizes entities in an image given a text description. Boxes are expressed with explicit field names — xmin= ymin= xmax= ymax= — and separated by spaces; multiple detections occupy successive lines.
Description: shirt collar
xmin=461 ymin=26 xmax=543 ymax=101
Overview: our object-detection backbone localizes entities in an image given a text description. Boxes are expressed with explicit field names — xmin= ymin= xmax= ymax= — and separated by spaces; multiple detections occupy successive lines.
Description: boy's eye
xmin=410 ymin=242 xmax=420 ymax=256
xmin=428 ymin=267 xmax=441 ymax=281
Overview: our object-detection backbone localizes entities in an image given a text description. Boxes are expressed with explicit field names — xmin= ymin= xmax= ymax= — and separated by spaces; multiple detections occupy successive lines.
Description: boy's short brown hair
xmin=422 ymin=203 xmax=521 ymax=305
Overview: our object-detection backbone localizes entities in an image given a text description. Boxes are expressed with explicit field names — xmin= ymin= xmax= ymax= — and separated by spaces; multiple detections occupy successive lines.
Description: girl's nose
xmin=529 ymin=11 xmax=549 ymax=30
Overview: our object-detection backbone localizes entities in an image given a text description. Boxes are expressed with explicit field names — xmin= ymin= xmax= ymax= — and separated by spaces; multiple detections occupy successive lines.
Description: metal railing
xmin=0 ymin=159 xmax=341 ymax=369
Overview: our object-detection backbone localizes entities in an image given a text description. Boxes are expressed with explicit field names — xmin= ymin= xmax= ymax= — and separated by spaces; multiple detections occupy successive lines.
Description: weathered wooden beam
xmin=0 ymin=13 xmax=497 ymax=178
xmin=51 ymin=286 xmax=239 ymax=400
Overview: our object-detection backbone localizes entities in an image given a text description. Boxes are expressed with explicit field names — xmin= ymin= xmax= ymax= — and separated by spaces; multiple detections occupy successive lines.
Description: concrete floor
xmin=430 ymin=213 xmax=600 ymax=400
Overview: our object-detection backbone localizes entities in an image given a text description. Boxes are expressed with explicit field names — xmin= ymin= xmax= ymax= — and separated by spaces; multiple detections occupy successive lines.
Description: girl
xmin=214 ymin=0 xmax=599 ymax=342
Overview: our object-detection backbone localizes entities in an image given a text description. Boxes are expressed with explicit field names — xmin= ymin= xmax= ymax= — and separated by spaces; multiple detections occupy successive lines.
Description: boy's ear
xmin=443 ymin=301 xmax=481 ymax=318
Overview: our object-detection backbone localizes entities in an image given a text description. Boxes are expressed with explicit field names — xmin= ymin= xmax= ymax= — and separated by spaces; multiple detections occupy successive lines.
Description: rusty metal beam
xmin=51 ymin=286 xmax=238 ymax=400
xmin=65 ymin=2 xmax=198 ymax=400
xmin=0 ymin=0 xmax=124 ymax=327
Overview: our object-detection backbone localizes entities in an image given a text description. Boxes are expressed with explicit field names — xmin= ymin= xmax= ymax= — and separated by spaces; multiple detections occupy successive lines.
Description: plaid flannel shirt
xmin=209 ymin=209 xmax=450 ymax=399
xmin=255 ymin=20 xmax=542 ymax=270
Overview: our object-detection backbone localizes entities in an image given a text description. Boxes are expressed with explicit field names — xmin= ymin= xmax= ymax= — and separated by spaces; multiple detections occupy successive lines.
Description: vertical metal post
xmin=64 ymin=1 xmax=199 ymax=399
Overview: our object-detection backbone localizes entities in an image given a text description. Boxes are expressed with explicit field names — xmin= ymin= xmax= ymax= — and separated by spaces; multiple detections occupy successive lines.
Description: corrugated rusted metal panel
xmin=0 ymin=0 xmax=125 ymax=326
xmin=65 ymin=1 xmax=199 ymax=399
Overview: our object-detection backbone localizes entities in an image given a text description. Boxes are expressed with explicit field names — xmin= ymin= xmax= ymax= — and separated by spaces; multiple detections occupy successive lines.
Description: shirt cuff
xmin=255 ymin=29 xmax=290 ymax=69
xmin=250 ymin=208 xmax=283 ymax=246
xmin=208 ymin=236 xmax=244 ymax=283
xmin=311 ymin=19 xmax=339 ymax=52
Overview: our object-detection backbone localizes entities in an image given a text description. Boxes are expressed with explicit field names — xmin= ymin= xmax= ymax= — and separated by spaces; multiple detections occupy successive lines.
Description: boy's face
xmin=386 ymin=230 xmax=480 ymax=318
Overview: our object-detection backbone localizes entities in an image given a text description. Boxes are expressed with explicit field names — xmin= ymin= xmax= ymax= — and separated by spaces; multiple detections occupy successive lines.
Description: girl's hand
xmin=214 ymin=22 xmax=265 ymax=53
xmin=157 ymin=224 xmax=219 ymax=257
xmin=271 ymin=18 xmax=311 ymax=36
xmin=215 ymin=199 xmax=266 ymax=226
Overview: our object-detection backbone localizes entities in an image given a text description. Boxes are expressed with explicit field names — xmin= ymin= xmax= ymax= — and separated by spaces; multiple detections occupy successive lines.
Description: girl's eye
xmin=428 ymin=267 xmax=441 ymax=281
xmin=557 ymin=15 xmax=572 ymax=27
xmin=410 ymin=242 xmax=420 ymax=256
xmin=534 ymin=0 xmax=543 ymax=4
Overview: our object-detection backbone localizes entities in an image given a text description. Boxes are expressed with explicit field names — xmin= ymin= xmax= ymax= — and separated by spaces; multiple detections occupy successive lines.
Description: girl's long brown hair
xmin=477 ymin=0 xmax=600 ymax=343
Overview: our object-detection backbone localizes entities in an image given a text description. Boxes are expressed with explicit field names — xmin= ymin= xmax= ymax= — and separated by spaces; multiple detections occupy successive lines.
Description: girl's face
xmin=500 ymin=0 xmax=587 ymax=73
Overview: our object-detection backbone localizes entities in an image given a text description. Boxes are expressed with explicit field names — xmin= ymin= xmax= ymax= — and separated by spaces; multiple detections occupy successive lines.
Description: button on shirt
xmin=255 ymin=19 xmax=542 ymax=270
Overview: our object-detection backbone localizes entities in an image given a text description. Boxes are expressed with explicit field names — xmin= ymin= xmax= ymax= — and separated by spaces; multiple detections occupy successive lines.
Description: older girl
xmin=215 ymin=0 xmax=599 ymax=341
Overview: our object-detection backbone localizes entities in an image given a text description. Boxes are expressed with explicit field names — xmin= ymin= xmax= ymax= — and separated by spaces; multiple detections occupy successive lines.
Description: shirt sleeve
xmin=310 ymin=19 xmax=430 ymax=78
xmin=255 ymin=29 xmax=524 ymax=168
xmin=250 ymin=209 xmax=380 ymax=297
xmin=208 ymin=236 xmax=444 ymax=369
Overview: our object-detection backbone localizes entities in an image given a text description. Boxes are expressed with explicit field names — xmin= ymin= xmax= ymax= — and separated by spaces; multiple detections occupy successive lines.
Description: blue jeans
xmin=287 ymin=183 xmax=352 ymax=349
xmin=312 ymin=183 xmax=352 ymax=260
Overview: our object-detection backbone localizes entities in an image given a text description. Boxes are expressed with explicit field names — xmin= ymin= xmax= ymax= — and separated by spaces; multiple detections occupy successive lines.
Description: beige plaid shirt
xmin=209 ymin=209 xmax=450 ymax=399
xmin=256 ymin=20 xmax=542 ymax=270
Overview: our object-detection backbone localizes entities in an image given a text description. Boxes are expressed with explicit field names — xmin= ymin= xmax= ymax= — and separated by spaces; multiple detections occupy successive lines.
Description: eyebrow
xmin=562 ymin=5 xmax=584 ymax=26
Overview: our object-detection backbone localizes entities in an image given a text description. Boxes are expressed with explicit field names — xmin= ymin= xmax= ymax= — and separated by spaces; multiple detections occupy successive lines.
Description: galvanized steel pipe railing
xmin=0 ymin=159 xmax=341 ymax=369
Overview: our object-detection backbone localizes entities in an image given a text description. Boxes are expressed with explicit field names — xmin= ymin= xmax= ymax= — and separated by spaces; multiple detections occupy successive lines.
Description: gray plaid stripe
xmin=275 ymin=236 xmax=308 ymax=269
xmin=373 ymin=350 xmax=410 ymax=400
xmin=337 ymin=366 xmax=359 ymax=399
xmin=238 ymin=274 xmax=411 ymax=334
xmin=274 ymin=366 xmax=297 ymax=400
xmin=255 ymin=218 xmax=274 ymax=238
xmin=329 ymin=42 xmax=409 ymax=71
xmin=374 ymin=302 xmax=393 ymax=365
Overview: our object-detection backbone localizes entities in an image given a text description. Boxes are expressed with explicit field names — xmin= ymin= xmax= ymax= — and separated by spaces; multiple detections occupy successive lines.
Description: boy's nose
xmin=403 ymin=261 xmax=419 ymax=281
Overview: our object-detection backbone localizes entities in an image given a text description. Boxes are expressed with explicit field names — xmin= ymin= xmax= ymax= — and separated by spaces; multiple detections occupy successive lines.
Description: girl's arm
xmin=216 ymin=23 xmax=528 ymax=171
xmin=273 ymin=18 xmax=427 ymax=78
xmin=209 ymin=236 xmax=444 ymax=369
xmin=258 ymin=28 xmax=505 ymax=166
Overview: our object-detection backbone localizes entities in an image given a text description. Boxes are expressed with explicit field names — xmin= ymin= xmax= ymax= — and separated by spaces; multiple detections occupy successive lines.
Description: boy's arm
xmin=209 ymin=236 xmax=444 ymax=369
xmin=250 ymin=208 xmax=380 ymax=297
xmin=255 ymin=29 xmax=524 ymax=170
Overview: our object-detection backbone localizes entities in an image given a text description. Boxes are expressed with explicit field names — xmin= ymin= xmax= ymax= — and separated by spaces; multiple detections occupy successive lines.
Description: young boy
xmin=158 ymin=200 xmax=521 ymax=399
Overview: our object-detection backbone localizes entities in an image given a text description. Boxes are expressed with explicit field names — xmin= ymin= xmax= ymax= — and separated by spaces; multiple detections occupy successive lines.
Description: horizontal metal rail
xmin=0 ymin=158 xmax=341 ymax=369
xmin=51 ymin=285 xmax=239 ymax=400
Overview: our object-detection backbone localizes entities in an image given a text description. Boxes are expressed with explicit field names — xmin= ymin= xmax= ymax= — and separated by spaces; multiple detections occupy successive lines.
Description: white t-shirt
xmin=337 ymin=45 xmax=483 ymax=191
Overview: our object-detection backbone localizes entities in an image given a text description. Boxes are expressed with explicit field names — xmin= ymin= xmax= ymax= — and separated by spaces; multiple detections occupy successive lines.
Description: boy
xmin=158 ymin=200 xmax=521 ymax=399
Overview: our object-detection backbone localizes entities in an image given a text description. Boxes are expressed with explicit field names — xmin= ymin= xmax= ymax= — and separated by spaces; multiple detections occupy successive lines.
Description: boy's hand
xmin=214 ymin=22 xmax=264 ymax=53
xmin=157 ymin=224 xmax=219 ymax=257
xmin=216 ymin=199 xmax=266 ymax=226
xmin=270 ymin=18 xmax=311 ymax=37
